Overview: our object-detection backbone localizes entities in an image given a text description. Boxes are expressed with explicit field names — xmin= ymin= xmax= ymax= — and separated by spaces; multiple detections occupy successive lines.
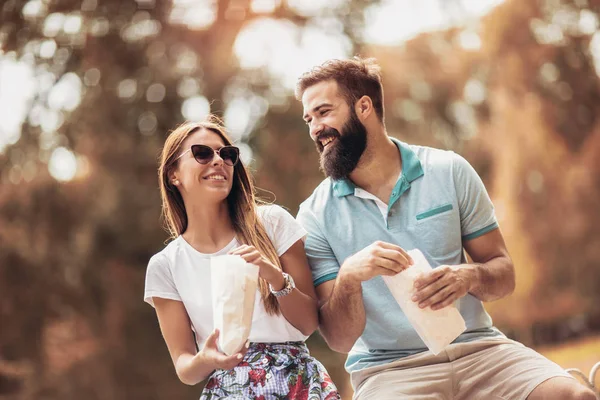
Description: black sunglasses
xmin=177 ymin=144 xmax=240 ymax=166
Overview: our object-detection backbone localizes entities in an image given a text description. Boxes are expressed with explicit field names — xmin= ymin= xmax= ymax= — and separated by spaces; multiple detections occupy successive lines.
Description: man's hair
xmin=295 ymin=57 xmax=385 ymax=122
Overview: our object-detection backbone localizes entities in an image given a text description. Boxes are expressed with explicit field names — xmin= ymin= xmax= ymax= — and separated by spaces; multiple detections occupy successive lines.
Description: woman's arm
xmin=153 ymin=297 xmax=248 ymax=385
xmin=229 ymin=240 xmax=319 ymax=336
xmin=274 ymin=240 xmax=319 ymax=335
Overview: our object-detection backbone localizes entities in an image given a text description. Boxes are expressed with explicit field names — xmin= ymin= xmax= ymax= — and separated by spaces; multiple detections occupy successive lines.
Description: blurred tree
xmin=2 ymin=0 xmax=600 ymax=398
xmin=360 ymin=0 xmax=600 ymax=345
xmin=0 ymin=0 xmax=376 ymax=398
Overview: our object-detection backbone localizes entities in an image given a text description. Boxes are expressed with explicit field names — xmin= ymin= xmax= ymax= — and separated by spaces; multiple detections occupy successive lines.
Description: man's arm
xmin=315 ymin=274 xmax=365 ymax=353
xmin=315 ymin=241 xmax=413 ymax=353
xmin=462 ymin=228 xmax=515 ymax=301
xmin=412 ymin=228 xmax=515 ymax=310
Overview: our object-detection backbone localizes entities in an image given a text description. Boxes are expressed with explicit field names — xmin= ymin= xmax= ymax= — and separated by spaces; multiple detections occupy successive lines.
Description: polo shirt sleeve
xmin=296 ymin=206 xmax=340 ymax=287
xmin=144 ymin=253 xmax=181 ymax=307
xmin=452 ymin=153 xmax=499 ymax=241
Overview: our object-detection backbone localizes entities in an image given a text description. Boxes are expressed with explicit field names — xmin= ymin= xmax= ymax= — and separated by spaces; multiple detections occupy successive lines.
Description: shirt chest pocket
xmin=412 ymin=203 xmax=461 ymax=260
xmin=415 ymin=203 xmax=454 ymax=224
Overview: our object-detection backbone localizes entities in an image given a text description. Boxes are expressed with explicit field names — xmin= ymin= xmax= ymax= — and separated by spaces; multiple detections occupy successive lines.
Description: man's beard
xmin=316 ymin=110 xmax=367 ymax=180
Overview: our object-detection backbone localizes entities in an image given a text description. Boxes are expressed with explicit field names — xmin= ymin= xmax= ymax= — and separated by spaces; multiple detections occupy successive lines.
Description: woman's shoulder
xmin=257 ymin=203 xmax=293 ymax=217
xmin=148 ymin=237 xmax=184 ymax=269
xmin=256 ymin=203 xmax=295 ymax=226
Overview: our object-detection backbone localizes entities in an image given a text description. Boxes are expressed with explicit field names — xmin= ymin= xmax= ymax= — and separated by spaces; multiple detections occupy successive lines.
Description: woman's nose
xmin=212 ymin=151 xmax=224 ymax=166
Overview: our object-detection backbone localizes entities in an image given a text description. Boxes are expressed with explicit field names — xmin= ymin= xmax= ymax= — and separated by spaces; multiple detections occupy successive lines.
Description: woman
xmin=144 ymin=117 xmax=340 ymax=399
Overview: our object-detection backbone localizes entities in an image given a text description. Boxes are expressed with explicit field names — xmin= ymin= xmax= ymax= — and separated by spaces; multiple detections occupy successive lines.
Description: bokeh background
xmin=1 ymin=0 xmax=599 ymax=398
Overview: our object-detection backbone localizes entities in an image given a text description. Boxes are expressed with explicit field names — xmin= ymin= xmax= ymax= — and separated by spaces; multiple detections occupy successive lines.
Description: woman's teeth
xmin=205 ymin=174 xmax=225 ymax=180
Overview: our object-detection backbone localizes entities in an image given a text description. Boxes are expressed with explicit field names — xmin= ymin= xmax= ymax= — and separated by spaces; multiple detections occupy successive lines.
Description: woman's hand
xmin=229 ymin=245 xmax=285 ymax=290
xmin=197 ymin=329 xmax=249 ymax=371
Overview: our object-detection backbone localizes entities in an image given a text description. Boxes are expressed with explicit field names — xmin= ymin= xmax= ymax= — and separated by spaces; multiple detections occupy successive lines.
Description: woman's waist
xmin=247 ymin=341 xmax=308 ymax=354
xmin=247 ymin=319 xmax=309 ymax=343
xmin=201 ymin=341 xmax=311 ymax=376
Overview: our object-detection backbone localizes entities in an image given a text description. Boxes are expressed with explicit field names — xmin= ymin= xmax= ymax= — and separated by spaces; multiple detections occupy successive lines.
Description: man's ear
xmin=355 ymin=95 xmax=373 ymax=120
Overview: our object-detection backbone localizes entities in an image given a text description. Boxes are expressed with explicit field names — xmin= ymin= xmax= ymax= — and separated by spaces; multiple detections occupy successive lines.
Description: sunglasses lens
xmin=220 ymin=147 xmax=239 ymax=166
xmin=191 ymin=145 xmax=214 ymax=164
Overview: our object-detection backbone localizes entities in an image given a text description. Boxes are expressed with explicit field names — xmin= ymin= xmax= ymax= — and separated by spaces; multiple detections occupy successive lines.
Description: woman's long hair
xmin=158 ymin=116 xmax=281 ymax=315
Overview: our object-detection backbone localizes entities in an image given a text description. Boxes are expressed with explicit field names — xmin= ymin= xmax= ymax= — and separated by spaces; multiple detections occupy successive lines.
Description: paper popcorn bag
xmin=211 ymin=255 xmax=259 ymax=355
xmin=382 ymin=249 xmax=466 ymax=355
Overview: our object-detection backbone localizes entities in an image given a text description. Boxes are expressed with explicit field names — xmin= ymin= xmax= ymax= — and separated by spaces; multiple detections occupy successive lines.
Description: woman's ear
xmin=355 ymin=95 xmax=373 ymax=120
xmin=168 ymin=168 xmax=179 ymax=186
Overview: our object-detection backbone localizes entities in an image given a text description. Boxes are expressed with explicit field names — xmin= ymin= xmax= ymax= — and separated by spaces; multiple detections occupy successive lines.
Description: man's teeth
xmin=321 ymin=137 xmax=335 ymax=146
xmin=205 ymin=175 xmax=225 ymax=180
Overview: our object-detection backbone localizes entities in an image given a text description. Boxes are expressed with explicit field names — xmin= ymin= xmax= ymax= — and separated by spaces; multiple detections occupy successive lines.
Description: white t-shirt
xmin=144 ymin=205 xmax=309 ymax=348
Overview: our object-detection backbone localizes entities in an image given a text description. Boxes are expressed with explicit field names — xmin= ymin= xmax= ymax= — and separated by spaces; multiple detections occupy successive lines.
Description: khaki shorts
xmin=351 ymin=338 xmax=573 ymax=400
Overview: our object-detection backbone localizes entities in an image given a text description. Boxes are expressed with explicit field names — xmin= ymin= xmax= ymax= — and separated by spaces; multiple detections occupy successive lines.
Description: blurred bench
xmin=566 ymin=362 xmax=599 ymax=398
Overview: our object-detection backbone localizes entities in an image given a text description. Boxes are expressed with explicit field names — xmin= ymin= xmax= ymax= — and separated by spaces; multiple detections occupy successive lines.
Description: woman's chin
xmin=202 ymin=185 xmax=232 ymax=200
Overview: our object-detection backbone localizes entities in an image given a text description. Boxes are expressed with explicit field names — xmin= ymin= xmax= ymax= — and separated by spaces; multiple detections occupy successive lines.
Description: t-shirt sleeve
xmin=296 ymin=206 xmax=340 ymax=287
xmin=452 ymin=153 xmax=499 ymax=241
xmin=260 ymin=205 xmax=307 ymax=257
xmin=144 ymin=253 xmax=181 ymax=307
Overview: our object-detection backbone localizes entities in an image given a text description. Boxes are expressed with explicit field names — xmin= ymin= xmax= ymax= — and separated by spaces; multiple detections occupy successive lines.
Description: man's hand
xmin=412 ymin=265 xmax=474 ymax=310
xmin=340 ymin=241 xmax=413 ymax=285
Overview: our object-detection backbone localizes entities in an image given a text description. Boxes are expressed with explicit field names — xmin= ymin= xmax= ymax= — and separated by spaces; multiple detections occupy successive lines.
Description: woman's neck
xmin=182 ymin=200 xmax=236 ymax=253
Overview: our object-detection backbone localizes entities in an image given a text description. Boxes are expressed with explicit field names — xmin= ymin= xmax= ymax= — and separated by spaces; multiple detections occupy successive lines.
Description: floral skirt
xmin=200 ymin=342 xmax=341 ymax=400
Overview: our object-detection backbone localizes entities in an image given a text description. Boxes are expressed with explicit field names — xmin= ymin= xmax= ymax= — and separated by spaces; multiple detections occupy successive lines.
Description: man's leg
xmin=450 ymin=338 xmax=592 ymax=400
xmin=352 ymin=366 xmax=450 ymax=400
xmin=527 ymin=377 xmax=596 ymax=400
xmin=350 ymin=350 xmax=454 ymax=400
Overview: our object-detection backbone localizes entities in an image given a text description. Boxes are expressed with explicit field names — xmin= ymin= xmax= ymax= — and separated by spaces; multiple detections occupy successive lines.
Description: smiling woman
xmin=144 ymin=116 xmax=340 ymax=399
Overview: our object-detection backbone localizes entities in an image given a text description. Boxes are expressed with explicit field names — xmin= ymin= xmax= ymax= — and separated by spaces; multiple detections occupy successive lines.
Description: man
xmin=295 ymin=57 xmax=595 ymax=400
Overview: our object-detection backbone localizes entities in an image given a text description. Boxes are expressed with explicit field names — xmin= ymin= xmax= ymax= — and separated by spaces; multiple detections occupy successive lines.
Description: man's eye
xmin=320 ymin=110 xmax=329 ymax=116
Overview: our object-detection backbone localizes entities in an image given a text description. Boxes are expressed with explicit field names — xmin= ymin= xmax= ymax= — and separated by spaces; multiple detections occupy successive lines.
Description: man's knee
xmin=559 ymin=380 xmax=597 ymax=400
xmin=528 ymin=377 xmax=597 ymax=400
xmin=571 ymin=386 xmax=597 ymax=400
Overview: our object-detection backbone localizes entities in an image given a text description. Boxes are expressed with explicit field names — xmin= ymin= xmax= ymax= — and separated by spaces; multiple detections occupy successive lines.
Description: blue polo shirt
xmin=296 ymin=138 xmax=504 ymax=373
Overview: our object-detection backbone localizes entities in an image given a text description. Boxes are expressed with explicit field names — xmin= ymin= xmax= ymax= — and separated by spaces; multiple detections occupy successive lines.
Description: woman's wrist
xmin=191 ymin=350 xmax=212 ymax=373
xmin=266 ymin=268 xmax=285 ymax=291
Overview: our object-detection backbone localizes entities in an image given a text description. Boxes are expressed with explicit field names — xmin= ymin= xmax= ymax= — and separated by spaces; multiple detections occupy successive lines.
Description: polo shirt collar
xmin=392 ymin=137 xmax=424 ymax=183
xmin=332 ymin=178 xmax=355 ymax=197
xmin=332 ymin=137 xmax=424 ymax=198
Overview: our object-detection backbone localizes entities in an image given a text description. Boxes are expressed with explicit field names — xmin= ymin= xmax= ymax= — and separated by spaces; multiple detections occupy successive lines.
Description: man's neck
xmin=349 ymin=128 xmax=402 ymax=201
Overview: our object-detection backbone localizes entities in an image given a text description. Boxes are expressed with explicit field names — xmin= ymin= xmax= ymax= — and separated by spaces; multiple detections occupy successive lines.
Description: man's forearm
xmin=463 ymin=255 xmax=515 ymax=302
xmin=318 ymin=275 xmax=366 ymax=353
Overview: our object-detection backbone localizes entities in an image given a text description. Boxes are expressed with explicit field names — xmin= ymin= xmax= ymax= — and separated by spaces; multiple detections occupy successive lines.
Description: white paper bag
xmin=211 ymin=254 xmax=259 ymax=355
xmin=382 ymin=249 xmax=466 ymax=355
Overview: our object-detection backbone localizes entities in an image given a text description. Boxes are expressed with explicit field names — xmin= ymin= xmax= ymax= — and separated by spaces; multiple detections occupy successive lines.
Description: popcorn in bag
xmin=382 ymin=249 xmax=466 ymax=355
xmin=210 ymin=255 xmax=258 ymax=355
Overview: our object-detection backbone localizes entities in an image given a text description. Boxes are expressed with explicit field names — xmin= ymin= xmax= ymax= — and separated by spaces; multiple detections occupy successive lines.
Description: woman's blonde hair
xmin=158 ymin=116 xmax=281 ymax=315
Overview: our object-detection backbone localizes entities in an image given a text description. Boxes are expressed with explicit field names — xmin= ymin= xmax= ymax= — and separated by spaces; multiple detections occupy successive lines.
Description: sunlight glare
xmin=0 ymin=59 xmax=36 ymax=153
xmin=234 ymin=18 xmax=350 ymax=90
xmin=48 ymin=146 xmax=77 ymax=182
